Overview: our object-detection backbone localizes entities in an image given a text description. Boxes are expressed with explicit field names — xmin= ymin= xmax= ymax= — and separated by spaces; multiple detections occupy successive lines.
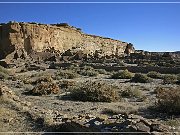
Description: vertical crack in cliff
xmin=19 ymin=23 xmax=32 ymax=54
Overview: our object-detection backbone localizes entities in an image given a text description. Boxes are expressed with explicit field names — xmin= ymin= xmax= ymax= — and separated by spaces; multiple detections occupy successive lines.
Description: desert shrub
xmin=56 ymin=23 xmax=69 ymax=27
xmin=23 ymin=75 xmax=53 ymax=84
xmin=32 ymin=76 xmax=53 ymax=85
xmin=30 ymin=82 xmax=60 ymax=96
xmin=177 ymin=74 xmax=180 ymax=84
xmin=59 ymin=80 xmax=76 ymax=89
xmin=110 ymin=69 xmax=133 ymax=79
xmin=81 ymin=66 xmax=94 ymax=70
xmin=155 ymin=87 xmax=180 ymax=115
xmin=121 ymin=87 xmax=142 ymax=98
xmin=0 ymin=72 xmax=9 ymax=80
xmin=147 ymin=71 xmax=162 ymax=79
xmin=78 ymin=66 xmax=98 ymax=77
xmin=15 ymin=75 xmax=30 ymax=84
xmin=0 ymin=66 xmax=8 ymax=74
xmin=131 ymin=73 xmax=153 ymax=83
xmin=96 ymin=69 xmax=107 ymax=74
xmin=78 ymin=70 xmax=98 ymax=77
xmin=70 ymin=81 xmax=120 ymax=102
xmin=56 ymin=69 xmax=78 ymax=79
xmin=164 ymin=119 xmax=180 ymax=127
xmin=0 ymin=66 xmax=9 ymax=79
xmin=154 ymin=86 xmax=164 ymax=94
xmin=67 ymin=65 xmax=80 ymax=71
xmin=163 ymin=74 xmax=177 ymax=84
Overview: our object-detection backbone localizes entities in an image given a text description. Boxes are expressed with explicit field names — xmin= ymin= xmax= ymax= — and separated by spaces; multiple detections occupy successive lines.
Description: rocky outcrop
xmin=0 ymin=21 xmax=135 ymax=60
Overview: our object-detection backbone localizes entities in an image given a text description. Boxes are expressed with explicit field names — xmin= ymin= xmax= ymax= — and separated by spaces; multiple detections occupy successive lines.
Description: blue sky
xmin=0 ymin=0 xmax=180 ymax=51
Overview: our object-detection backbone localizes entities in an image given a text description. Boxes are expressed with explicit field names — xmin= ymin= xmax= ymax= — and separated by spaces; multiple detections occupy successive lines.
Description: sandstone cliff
xmin=0 ymin=21 xmax=135 ymax=60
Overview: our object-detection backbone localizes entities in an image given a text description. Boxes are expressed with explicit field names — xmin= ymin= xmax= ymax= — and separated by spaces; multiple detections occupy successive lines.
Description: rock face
xmin=0 ymin=21 xmax=135 ymax=60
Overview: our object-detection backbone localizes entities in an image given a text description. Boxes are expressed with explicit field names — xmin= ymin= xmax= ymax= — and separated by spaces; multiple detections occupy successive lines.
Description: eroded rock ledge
xmin=0 ymin=21 xmax=135 ymax=60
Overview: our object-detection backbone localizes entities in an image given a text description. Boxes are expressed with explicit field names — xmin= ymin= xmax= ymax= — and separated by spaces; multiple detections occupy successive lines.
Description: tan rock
xmin=0 ymin=22 xmax=135 ymax=60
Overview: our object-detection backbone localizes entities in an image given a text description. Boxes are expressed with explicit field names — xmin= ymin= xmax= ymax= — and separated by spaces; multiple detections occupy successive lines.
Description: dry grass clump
xmin=147 ymin=71 xmax=162 ymax=79
xmin=70 ymin=80 xmax=120 ymax=102
xmin=30 ymin=82 xmax=60 ymax=96
xmin=162 ymin=74 xmax=177 ymax=84
xmin=131 ymin=73 xmax=153 ymax=83
xmin=110 ymin=69 xmax=133 ymax=79
xmin=155 ymin=87 xmax=180 ymax=115
xmin=102 ymin=104 xmax=138 ymax=115
xmin=56 ymin=69 xmax=78 ymax=79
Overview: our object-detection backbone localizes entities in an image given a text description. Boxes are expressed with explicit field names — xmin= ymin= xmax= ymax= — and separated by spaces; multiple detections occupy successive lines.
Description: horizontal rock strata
xmin=0 ymin=21 xmax=135 ymax=60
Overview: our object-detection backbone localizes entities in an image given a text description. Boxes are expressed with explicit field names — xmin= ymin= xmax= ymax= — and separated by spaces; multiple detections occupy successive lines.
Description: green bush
xmin=70 ymin=81 xmax=120 ymax=102
xmin=163 ymin=74 xmax=177 ymax=84
xmin=155 ymin=87 xmax=180 ymax=115
xmin=147 ymin=71 xmax=162 ymax=79
xmin=131 ymin=73 xmax=152 ymax=83
xmin=110 ymin=69 xmax=133 ymax=79
xmin=56 ymin=70 xmax=78 ymax=79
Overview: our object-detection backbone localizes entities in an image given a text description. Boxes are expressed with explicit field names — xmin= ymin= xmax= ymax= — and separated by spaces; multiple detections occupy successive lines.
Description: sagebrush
xmin=131 ymin=73 xmax=152 ymax=83
xmin=70 ymin=80 xmax=120 ymax=102
xmin=111 ymin=69 xmax=133 ymax=79
xmin=155 ymin=87 xmax=180 ymax=115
